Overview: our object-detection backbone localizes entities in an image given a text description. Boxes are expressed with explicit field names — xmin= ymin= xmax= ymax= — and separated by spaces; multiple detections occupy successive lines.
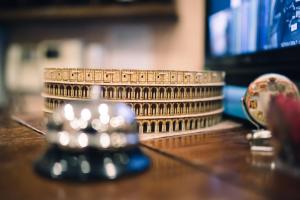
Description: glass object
xmin=35 ymin=100 xmax=150 ymax=181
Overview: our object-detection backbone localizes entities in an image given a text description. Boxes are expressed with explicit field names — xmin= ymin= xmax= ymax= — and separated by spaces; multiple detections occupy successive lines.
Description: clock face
xmin=244 ymin=74 xmax=299 ymax=127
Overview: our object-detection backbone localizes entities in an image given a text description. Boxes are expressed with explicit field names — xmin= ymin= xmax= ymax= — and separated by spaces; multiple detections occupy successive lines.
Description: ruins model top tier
xmin=44 ymin=68 xmax=225 ymax=86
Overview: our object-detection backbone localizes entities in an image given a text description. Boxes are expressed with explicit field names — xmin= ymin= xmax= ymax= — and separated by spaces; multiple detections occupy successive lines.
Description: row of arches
xmin=45 ymin=98 xmax=65 ymax=111
xmin=44 ymin=83 xmax=223 ymax=100
xmin=44 ymin=98 xmax=222 ymax=134
xmin=101 ymin=86 xmax=222 ymax=100
xmin=44 ymin=84 xmax=92 ymax=98
xmin=131 ymin=101 xmax=222 ymax=116
xmin=44 ymin=98 xmax=222 ymax=117
xmin=138 ymin=114 xmax=222 ymax=134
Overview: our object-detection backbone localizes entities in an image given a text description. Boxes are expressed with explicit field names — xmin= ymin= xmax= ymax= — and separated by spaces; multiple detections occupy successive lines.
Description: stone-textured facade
xmin=43 ymin=68 xmax=225 ymax=134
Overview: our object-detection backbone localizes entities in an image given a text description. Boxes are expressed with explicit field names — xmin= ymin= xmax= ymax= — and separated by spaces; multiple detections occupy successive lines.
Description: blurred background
xmin=0 ymin=0 xmax=205 ymax=112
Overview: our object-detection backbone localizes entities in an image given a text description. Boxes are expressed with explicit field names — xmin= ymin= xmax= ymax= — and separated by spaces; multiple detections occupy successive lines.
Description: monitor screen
xmin=208 ymin=0 xmax=300 ymax=57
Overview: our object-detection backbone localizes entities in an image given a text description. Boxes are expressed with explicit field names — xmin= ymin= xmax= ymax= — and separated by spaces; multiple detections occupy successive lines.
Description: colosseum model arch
xmin=43 ymin=68 xmax=225 ymax=134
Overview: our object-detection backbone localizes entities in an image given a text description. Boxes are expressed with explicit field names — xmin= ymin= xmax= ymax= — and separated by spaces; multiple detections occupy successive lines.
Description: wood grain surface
xmin=143 ymin=128 xmax=300 ymax=199
xmin=0 ymin=112 xmax=299 ymax=199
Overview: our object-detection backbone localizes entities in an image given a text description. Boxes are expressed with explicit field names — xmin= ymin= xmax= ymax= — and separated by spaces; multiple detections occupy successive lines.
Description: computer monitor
xmin=205 ymin=0 xmax=300 ymax=86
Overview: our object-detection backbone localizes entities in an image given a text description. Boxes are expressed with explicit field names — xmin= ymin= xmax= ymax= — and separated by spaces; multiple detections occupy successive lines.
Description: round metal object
xmin=243 ymin=73 xmax=299 ymax=128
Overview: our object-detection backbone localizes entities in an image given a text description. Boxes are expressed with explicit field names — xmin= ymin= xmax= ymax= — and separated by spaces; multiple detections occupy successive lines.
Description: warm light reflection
xmin=64 ymin=104 xmax=75 ymax=121
xmin=100 ymin=133 xmax=111 ymax=148
xmin=70 ymin=118 xmax=80 ymax=130
xmin=79 ymin=119 xmax=88 ymax=129
xmin=80 ymin=160 xmax=91 ymax=174
xmin=47 ymin=101 xmax=140 ymax=151
xmin=111 ymin=133 xmax=123 ymax=147
xmin=58 ymin=131 xmax=70 ymax=146
xmin=110 ymin=116 xmax=125 ymax=128
xmin=52 ymin=162 xmax=63 ymax=176
xmin=81 ymin=108 xmax=91 ymax=121
xmin=98 ymin=103 xmax=109 ymax=115
xmin=110 ymin=133 xmax=118 ymax=147
xmin=91 ymin=118 xmax=102 ymax=130
xmin=78 ymin=133 xmax=88 ymax=148
xmin=271 ymin=162 xmax=276 ymax=170
xmin=100 ymin=114 xmax=110 ymax=124
xmin=104 ymin=157 xmax=117 ymax=179
xmin=119 ymin=133 xmax=127 ymax=147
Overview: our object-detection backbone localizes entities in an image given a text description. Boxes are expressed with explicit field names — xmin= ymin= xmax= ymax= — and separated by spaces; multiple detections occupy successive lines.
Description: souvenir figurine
xmin=243 ymin=73 xmax=299 ymax=152
xmin=42 ymin=68 xmax=225 ymax=134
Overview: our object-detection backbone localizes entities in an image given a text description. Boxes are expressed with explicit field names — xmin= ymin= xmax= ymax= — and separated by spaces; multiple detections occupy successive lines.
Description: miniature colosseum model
xmin=43 ymin=68 xmax=225 ymax=134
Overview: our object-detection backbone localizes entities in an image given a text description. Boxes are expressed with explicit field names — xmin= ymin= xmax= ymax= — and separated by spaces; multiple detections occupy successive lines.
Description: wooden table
xmin=0 ymin=112 xmax=299 ymax=200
